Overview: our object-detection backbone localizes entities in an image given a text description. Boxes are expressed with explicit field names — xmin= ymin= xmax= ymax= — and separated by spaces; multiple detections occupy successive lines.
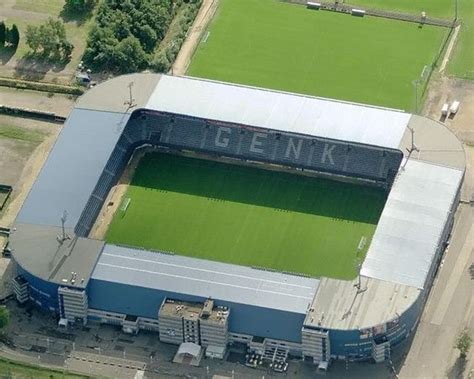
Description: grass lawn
xmin=346 ymin=0 xmax=474 ymax=78
xmin=0 ymin=125 xmax=45 ymax=142
xmin=448 ymin=0 xmax=474 ymax=78
xmin=346 ymin=0 xmax=455 ymax=19
xmin=0 ymin=356 xmax=92 ymax=379
xmin=106 ymin=153 xmax=386 ymax=279
xmin=0 ymin=0 xmax=96 ymax=82
xmin=187 ymin=0 xmax=447 ymax=110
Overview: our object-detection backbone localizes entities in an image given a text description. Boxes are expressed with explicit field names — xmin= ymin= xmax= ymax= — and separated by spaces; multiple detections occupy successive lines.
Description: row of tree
xmin=83 ymin=0 xmax=178 ymax=73
xmin=0 ymin=22 xmax=20 ymax=48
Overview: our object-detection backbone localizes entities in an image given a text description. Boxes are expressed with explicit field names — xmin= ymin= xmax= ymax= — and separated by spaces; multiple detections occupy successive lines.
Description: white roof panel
xmin=146 ymin=76 xmax=410 ymax=148
xmin=92 ymin=244 xmax=319 ymax=314
xmin=361 ymin=160 xmax=463 ymax=288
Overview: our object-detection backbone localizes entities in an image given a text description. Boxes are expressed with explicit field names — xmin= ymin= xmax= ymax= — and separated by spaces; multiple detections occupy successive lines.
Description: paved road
xmin=399 ymin=204 xmax=474 ymax=379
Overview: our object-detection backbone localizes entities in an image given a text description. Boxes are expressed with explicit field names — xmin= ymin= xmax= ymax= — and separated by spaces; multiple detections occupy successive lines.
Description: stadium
xmin=8 ymin=73 xmax=465 ymax=367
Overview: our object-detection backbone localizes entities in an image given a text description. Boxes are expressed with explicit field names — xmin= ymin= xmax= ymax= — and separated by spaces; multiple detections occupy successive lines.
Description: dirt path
xmin=439 ymin=25 xmax=461 ymax=73
xmin=89 ymin=148 xmax=153 ymax=240
xmin=171 ymin=0 xmax=219 ymax=76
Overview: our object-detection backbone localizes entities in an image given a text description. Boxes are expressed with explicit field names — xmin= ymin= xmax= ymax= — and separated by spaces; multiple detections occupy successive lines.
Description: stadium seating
xmin=74 ymin=110 xmax=403 ymax=237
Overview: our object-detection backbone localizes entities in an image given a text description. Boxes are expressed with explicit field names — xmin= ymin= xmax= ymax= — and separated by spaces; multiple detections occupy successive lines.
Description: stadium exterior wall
xmin=327 ymin=293 xmax=422 ymax=360
xmin=87 ymin=278 xmax=305 ymax=343
xmin=17 ymin=266 xmax=60 ymax=312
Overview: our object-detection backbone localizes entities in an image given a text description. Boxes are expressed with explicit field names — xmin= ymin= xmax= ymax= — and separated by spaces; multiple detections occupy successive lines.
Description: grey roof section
xmin=92 ymin=244 xmax=319 ymax=314
xmin=401 ymin=115 xmax=465 ymax=170
xmin=10 ymin=223 xmax=104 ymax=288
xmin=76 ymin=73 xmax=161 ymax=114
xmin=304 ymin=277 xmax=420 ymax=330
xmin=147 ymin=75 xmax=410 ymax=149
xmin=361 ymin=159 xmax=464 ymax=289
xmin=16 ymin=108 xmax=129 ymax=228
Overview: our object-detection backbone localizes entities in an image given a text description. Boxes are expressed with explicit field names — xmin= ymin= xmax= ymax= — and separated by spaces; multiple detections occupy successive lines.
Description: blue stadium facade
xmin=9 ymin=74 xmax=465 ymax=365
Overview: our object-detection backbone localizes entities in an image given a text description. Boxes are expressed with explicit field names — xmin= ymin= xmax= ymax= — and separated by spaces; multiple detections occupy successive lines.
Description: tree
xmin=455 ymin=329 xmax=472 ymax=359
xmin=61 ymin=40 xmax=74 ymax=60
xmin=151 ymin=50 xmax=170 ymax=73
xmin=64 ymin=0 xmax=95 ymax=13
xmin=0 ymin=306 xmax=9 ymax=329
xmin=9 ymin=24 xmax=19 ymax=47
xmin=83 ymin=0 xmax=174 ymax=72
xmin=25 ymin=18 xmax=72 ymax=60
xmin=0 ymin=22 xmax=5 ymax=46
xmin=25 ymin=25 xmax=41 ymax=53
xmin=138 ymin=24 xmax=158 ymax=53
xmin=111 ymin=36 xmax=149 ymax=73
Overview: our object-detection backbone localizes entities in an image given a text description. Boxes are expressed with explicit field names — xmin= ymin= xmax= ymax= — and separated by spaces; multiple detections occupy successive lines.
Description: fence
xmin=0 ymin=105 xmax=66 ymax=123
xmin=0 ymin=185 xmax=12 ymax=211
xmin=284 ymin=0 xmax=457 ymax=28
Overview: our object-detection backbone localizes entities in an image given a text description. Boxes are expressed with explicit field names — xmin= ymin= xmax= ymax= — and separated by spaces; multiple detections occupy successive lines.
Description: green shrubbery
xmin=151 ymin=1 xmax=202 ymax=73
xmin=64 ymin=0 xmax=96 ymax=13
xmin=83 ymin=0 xmax=201 ymax=74
xmin=0 ymin=22 xmax=20 ymax=48
xmin=0 ymin=77 xmax=84 ymax=95
xmin=25 ymin=19 xmax=73 ymax=62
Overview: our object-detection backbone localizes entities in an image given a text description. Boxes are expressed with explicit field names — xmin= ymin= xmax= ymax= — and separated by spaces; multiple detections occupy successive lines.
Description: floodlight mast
xmin=354 ymin=259 xmax=367 ymax=294
xmin=57 ymin=210 xmax=70 ymax=244
xmin=402 ymin=126 xmax=420 ymax=169
xmin=124 ymin=81 xmax=137 ymax=109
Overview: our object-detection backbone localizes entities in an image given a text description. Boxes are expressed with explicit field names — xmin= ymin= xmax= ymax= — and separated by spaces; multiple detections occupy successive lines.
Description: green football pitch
xmin=348 ymin=0 xmax=474 ymax=78
xmin=187 ymin=0 xmax=448 ymax=110
xmin=106 ymin=153 xmax=387 ymax=280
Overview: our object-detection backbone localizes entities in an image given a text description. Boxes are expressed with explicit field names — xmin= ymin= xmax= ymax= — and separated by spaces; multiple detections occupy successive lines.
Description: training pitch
xmin=106 ymin=153 xmax=386 ymax=279
xmin=187 ymin=0 xmax=447 ymax=110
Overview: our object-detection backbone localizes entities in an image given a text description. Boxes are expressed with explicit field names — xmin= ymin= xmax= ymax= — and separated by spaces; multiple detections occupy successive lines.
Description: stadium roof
xmin=10 ymin=223 xmax=104 ymax=289
xmin=91 ymin=244 xmax=319 ymax=314
xmin=147 ymin=75 xmax=411 ymax=149
xmin=361 ymin=159 xmax=464 ymax=289
xmin=16 ymin=108 xmax=128 ymax=228
xmin=10 ymin=73 xmax=465 ymax=324
xmin=304 ymin=277 xmax=420 ymax=330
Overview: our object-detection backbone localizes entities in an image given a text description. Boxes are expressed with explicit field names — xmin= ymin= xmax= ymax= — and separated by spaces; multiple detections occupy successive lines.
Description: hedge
xmin=0 ymin=77 xmax=84 ymax=96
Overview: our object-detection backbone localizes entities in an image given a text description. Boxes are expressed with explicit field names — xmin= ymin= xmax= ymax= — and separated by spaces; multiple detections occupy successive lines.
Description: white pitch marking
xmin=202 ymin=31 xmax=210 ymax=43
xmin=358 ymin=236 xmax=367 ymax=251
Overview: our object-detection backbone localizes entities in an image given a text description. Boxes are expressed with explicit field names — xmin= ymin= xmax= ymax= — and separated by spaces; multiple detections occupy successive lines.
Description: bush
xmin=83 ymin=0 xmax=174 ymax=73
xmin=0 ymin=22 xmax=5 ymax=46
xmin=456 ymin=329 xmax=472 ymax=359
xmin=0 ymin=306 xmax=8 ymax=329
xmin=25 ymin=19 xmax=72 ymax=61
xmin=152 ymin=0 xmax=202 ymax=74
xmin=64 ymin=0 xmax=95 ymax=13
xmin=151 ymin=51 xmax=171 ymax=73
xmin=0 ymin=77 xmax=84 ymax=95
xmin=9 ymin=24 xmax=20 ymax=48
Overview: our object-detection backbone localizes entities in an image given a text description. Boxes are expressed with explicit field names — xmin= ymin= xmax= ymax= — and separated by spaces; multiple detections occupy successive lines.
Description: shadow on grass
xmin=13 ymin=53 xmax=69 ymax=81
xmin=130 ymin=152 xmax=387 ymax=225
xmin=59 ymin=2 xmax=95 ymax=26
xmin=0 ymin=46 xmax=17 ymax=65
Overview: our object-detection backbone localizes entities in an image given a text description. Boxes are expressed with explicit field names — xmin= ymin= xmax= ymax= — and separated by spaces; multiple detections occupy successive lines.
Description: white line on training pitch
xmin=202 ymin=31 xmax=210 ymax=43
